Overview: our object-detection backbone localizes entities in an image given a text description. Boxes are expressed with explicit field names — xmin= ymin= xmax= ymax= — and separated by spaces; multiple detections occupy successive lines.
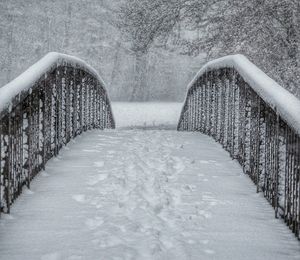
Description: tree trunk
xmin=6 ymin=14 xmax=14 ymax=83
xmin=63 ymin=0 xmax=72 ymax=51
xmin=110 ymin=39 xmax=122 ymax=100
xmin=130 ymin=52 xmax=148 ymax=101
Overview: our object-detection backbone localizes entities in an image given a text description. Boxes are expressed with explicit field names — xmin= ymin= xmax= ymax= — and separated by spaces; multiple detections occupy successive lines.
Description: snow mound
xmin=0 ymin=52 xmax=110 ymax=115
xmin=185 ymin=54 xmax=300 ymax=135
xmin=111 ymin=102 xmax=182 ymax=129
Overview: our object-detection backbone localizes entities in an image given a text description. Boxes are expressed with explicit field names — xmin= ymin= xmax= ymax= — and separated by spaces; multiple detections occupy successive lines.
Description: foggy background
xmin=1 ymin=0 xmax=299 ymax=101
xmin=0 ymin=0 xmax=204 ymax=102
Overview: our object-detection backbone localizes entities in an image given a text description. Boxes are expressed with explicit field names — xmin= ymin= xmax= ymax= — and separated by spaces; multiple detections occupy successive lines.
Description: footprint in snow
xmin=72 ymin=194 xmax=86 ymax=203
xmin=94 ymin=161 xmax=104 ymax=167
xmin=200 ymin=240 xmax=210 ymax=245
xmin=198 ymin=210 xmax=212 ymax=219
xmin=41 ymin=171 xmax=50 ymax=177
xmin=2 ymin=214 xmax=15 ymax=220
xmin=187 ymin=239 xmax=196 ymax=244
xmin=183 ymin=185 xmax=195 ymax=192
xmin=85 ymin=217 xmax=104 ymax=230
xmin=82 ymin=149 xmax=100 ymax=153
xmin=41 ymin=252 xmax=61 ymax=260
xmin=66 ymin=256 xmax=82 ymax=260
xmin=170 ymin=156 xmax=185 ymax=173
xmin=24 ymin=189 xmax=34 ymax=195
xmin=199 ymin=160 xmax=210 ymax=164
xmin=204 ymin=249 xmax=215 ymax=255
xmin=87 ymin=173 xmax=109 ymax=186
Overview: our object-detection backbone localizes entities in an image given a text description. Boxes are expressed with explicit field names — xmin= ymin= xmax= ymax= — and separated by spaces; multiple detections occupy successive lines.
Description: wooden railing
xmin=0 ymin=53 xmax=115 ymax=214
xmin=178 ymin=55 xmax=300 ymax=239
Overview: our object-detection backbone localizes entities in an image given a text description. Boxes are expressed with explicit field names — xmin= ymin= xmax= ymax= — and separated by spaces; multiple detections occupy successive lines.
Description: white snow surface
xmin=111 ymin=102 xmax=182 ymax=129
xmin=0 ymin=129 xmax=299 ymax=260
xmin=0 ymin=52 xmax=109 ymax=114
xmin=185 ymin=54 xmax=300 ymax=135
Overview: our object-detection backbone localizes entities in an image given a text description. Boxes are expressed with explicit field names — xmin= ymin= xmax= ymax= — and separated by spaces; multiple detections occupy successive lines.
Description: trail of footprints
xmin=69 ymin=130 xmax=217 ymax=258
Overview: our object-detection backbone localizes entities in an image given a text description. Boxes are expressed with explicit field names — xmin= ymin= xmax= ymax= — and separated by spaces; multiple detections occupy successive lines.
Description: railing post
xmin=79 ymin=73 xmax=84 ymax=134
xmin=0 ymin=118 xmax=2 ymax=214
xmin=72 ymin=67 xmax=78 ymax=138
xmin=88 ymin=77 xmax=92 ymax=130
xmin=27 ymin=93 xmax=33 ymax=187
xmin=274 ymin=112 xmax=280 ymax=218
xmin=227 ymin=69 xmax=234 ymax=154
xmin=41 ymin=77 xmax=46 ymax=170
xmin=197 ymin=80 xmax=202 ymax=132
xmin=191 ymin=88 xmax=195 ymax=131
xmin=232 ymin=70 xmax=239 ymax=158
xmin=203 ymin=71 xmax=208 ymax=134
xmin=296 ymin=135 xmax=300 ymax=237
xmin=219 ymin=70 xmax=226 ymax=145
xmin=208 ymin=72 xmax=214 ymax=136
xmin=215 ymin=71 xmax=221 ymax=141
xmin=83 ymin=75 xmax=88 ymax=132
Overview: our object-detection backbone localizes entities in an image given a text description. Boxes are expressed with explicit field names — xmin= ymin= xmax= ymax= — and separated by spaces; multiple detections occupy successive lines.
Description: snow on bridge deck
xmin=0 ymin=127 xmax=299 ymax=260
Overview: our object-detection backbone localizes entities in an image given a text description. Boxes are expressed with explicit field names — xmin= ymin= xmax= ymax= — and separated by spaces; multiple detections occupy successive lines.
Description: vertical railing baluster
xmin=191 ymin=88 xmax=195 ymax=131
xmin=0 ymin=119 xmax=2 ymax=215
xmin=274 ymin=113 xmax=280 ymax=217
xmin=79 ymin=72 xmax=84 ymax=134
xmin=0 ymin=117 xmax=2 ymax=215
xmin=296 ymin=135 xmax=300 ymax=237
xmin=219 ymin=70 xmax=226 ymax=146
xmin=84 ymin=76 xmax=88 ymax=131
xmin=199 ymin=78 xmax=204 ymax=133
xmin=292 ymin=132 xmax=296 ymax=233
xmin=7 ymin=113 xmax=12 ymax=213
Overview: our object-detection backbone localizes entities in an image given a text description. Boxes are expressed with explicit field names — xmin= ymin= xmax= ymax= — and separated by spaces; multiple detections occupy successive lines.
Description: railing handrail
xmin=0 ymin=53 xmax=115 ymax=214
xmin=178 ymin=54 xmax=300 ymax=238
xmin=0 ymin=52 xmax=114 ymax=122
xmin=182 ymin=54 xmax=300 ymax=135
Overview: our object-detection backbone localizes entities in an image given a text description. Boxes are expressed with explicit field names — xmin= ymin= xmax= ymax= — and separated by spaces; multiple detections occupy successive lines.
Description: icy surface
xmin=185 ymin=54 xmax=300 ymax=135
xmin=0 ymin=52 xmax=109 ymax=114
xmin=111 ymin=102 xmax=182 ymax=129
xmin=0 ymin=129 xmax=299 ymax=260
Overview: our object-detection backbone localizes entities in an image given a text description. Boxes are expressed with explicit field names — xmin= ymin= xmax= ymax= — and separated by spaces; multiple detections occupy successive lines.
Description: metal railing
xmin=0 ymin=53 xmax=115 ymax=214
xmin=178 ymin=55 xmax=300 ymax=238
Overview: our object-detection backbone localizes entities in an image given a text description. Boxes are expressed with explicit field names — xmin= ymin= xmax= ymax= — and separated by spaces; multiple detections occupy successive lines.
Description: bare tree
xmin=116 ymin=0 xmax=300 ymax=97
xmin=115 ymin=0 xmax=182 ymax=101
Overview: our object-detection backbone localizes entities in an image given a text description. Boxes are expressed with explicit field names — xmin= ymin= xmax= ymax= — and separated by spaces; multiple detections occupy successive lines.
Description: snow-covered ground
xmin=0 ymin=129 xmax=299 ymax=260
xmin=111 ymin=102 xmax=182 ymax=129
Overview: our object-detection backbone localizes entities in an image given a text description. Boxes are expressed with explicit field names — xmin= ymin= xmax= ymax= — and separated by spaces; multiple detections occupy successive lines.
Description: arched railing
xmin=178 ymin=55 xmax=300 ymax=238
xmin=0 ymin=52 xmax=115 ymax=214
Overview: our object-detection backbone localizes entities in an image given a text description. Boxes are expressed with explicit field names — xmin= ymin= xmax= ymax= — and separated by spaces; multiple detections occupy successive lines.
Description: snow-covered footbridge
xmin=0 ymin=53 xmax=299 ymax=259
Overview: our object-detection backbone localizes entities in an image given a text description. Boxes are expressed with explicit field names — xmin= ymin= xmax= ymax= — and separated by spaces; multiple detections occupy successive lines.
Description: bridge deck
xmin=0 ymin=129 xmax=299 ymax=260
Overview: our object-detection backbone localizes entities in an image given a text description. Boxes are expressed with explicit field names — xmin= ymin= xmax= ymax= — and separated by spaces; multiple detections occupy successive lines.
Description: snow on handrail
xmin=0 ymin=52 xmax=110 ymax=114
xmin=179 ymin=54 xmax=300 ymax=239
xmin=0 ymin=52 xmax=115 ymax=214
xmin=185 ymin=54 xmax=300 ymax=135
